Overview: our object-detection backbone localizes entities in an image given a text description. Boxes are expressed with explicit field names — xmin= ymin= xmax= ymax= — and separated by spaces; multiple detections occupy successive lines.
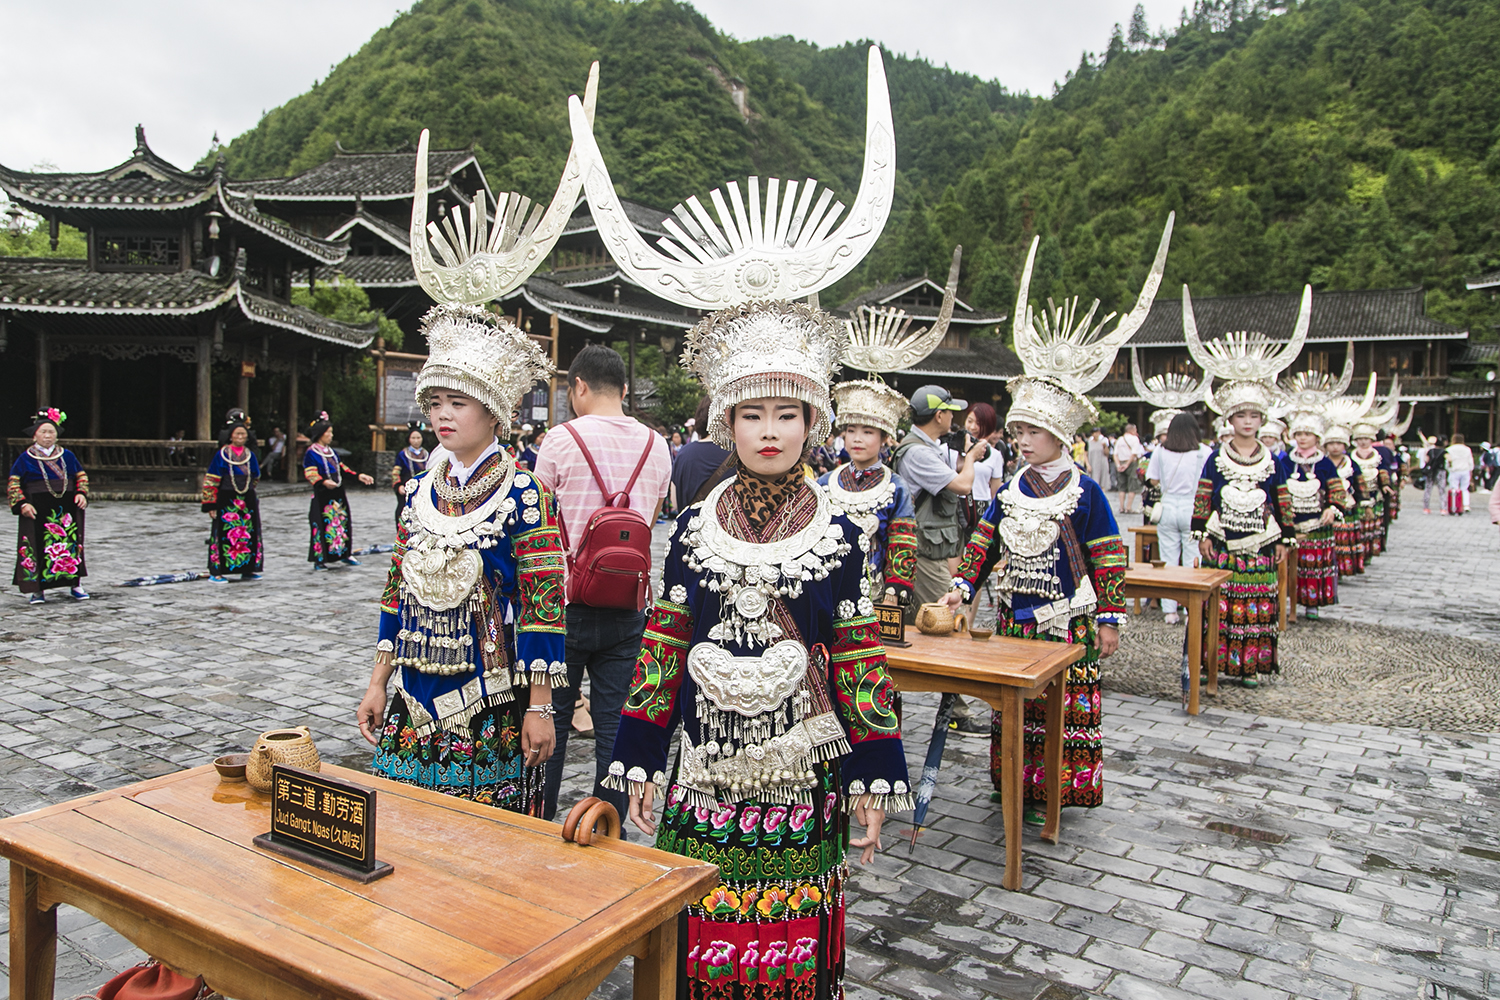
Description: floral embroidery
xmin=40 ymin=512 xmax=82 ymax=580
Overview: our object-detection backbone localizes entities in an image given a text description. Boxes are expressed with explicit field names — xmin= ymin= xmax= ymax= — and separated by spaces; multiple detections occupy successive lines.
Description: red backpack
xmin=560 ymin=423 xmax=656 ymax=611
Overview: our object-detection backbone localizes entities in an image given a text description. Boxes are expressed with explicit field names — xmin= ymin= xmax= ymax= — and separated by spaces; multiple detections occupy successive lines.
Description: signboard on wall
xmin=382 ymin=371 xmax=422 ymax=426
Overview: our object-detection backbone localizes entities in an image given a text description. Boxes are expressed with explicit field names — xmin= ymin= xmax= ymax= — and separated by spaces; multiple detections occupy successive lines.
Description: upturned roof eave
xmin=215 ymin=183 xmax=349 ymax=266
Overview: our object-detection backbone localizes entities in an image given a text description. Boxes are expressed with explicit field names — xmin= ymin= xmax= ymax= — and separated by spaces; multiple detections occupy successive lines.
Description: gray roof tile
xmin=1133 ymin=285 xmax=1464 ymax=345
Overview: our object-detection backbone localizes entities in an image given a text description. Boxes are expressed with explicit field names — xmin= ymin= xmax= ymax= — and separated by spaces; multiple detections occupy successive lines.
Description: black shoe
xmin=949 ymin=715 xmax=992 ymax=738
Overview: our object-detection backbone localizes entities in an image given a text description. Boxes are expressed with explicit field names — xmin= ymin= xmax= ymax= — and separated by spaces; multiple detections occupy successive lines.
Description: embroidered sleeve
xmin=1190 ymin=474 xmax=1215 ymax=535
xmin=884 ymin=515 xmax=916 ymax=602
xmin=831 ymin=617 xmax=910 ymax=813
xmin=951 ymin=496 xmax=1002 ymax=602
xmin=69 ymin=451 xmax=89 ymax=496
xmin=511 ymin=486 xmax=566 ymax=686
xmin=7 ymin=473 xmax=23 ymax=511
xmin=1087 ymin=536 xmax=1128 ymax=626
xmin=1326 ymin=470 xmax=1352 ymax=514
xmin=303 ymin=460 xmax=323 ymax=486
xmin=377 ymin=514 xmax=408 ymax=644
xmin=606 ymin=532 xmax=696 ymax=797
xmin=249 ymin=453 xmax=261 ymax=484
xmin=340 ymin=462 xmax=359 ymax=477
xmin=1275 ymin=482 xmax=1296 ymax=542
xmin=200 ymin=472 xmax=221 ymax=509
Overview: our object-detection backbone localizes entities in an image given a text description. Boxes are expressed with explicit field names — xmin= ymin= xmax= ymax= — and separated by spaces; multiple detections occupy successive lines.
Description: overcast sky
xmin=1 ymin=0 xmax=1185 ymax=175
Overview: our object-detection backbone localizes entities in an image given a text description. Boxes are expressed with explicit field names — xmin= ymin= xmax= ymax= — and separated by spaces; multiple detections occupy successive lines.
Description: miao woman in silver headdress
xmin=354 ymin=69 xmax=599 ymax=810
xmin=577 ymin=49 xmax=910 ymax=998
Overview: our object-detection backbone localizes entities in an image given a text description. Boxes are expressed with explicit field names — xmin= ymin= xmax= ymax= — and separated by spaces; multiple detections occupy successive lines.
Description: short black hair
xmin=567 ymin=344 xmax=626 ymax=395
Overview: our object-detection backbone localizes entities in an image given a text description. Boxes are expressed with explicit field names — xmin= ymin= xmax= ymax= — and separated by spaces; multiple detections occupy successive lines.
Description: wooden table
xmin=1 ymin=765 xmax=718 ymax=1000
xmin=1280 ymin=553 xmax=1297 ymax=630
xmin=883 ymin=632 xmax=1085 ymax=891
xmin=1128 ymin=526 xmax=1159 ymax=613
xmin=1122 ymin=566 xmax=1232 ymax=716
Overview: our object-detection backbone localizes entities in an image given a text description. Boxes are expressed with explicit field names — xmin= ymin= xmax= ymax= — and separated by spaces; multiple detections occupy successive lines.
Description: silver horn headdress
xmin=1130 ymin=346 xmax=1205 ymax=438
xmin=1352 ymin=375 xmax=1401 ymax=440
xmin=1006 ymin=214 xmax=1174 ymax=442
xmin=1320 ymin=373 xmax=1379 ymax=447
xmin=835 ymin=246 xmax=962 ymax=438
xmin=573 ymin=47 xmax=896 ymax=447
xmin=1185 ymin=284 xmax=1310 ymax=419
xmin=1277 ymin=338 xmax=1355 ymax=441
xmin=409 ymin=67 xmax=598 ymax=417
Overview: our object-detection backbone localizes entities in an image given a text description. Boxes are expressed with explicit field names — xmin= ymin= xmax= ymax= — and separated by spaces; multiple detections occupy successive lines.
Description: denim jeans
xmin=542 ymin=604 xmax=645 ymax=825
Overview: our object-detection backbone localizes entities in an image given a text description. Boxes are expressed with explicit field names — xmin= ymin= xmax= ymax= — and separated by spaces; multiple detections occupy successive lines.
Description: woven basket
xmin=246 ymin=726 xmax=322 ymax=791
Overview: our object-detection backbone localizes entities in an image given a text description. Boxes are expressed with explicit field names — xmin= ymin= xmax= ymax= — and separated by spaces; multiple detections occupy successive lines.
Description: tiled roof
xmin=234 ymin=146 xmax=480 ymax=202
xmin=0 ymin=257 xmax=376 ymax=347
xmin=218 ymin=187 xmax=348 ymax=265
xmin=1466 ymin=270 xmax=1500 ymax=291
xmin=512 ymin=275 xmax=702 ymax=332
xmin=563 ymin=197 xmax=670 ymax=238
xmin=327 ymin=210 xmax=411 ymax=252
xmin=0 ymin=258 xmax=232 ymax=314
xmin=889 ymin=337 xmax=1023 ymax=382
xmin=334 ymin=255 xmax=418 ymax=287
xmin=836 ymin=276 xmax=1001 ymax=326
xmin=1453 ymin=342 xmax=1500 ymax=366
xmin=1132 ymin=286 xmax=1464 ymax=345
xmin=0 ymin=128 xmax=215 ymax=211
xmin=548 ymin=266 xmax=621 ymax=288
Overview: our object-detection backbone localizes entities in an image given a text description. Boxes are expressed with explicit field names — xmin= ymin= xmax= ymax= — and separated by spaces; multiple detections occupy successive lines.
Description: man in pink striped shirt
xmin=534 ymin=345 xmax=671 ymax=824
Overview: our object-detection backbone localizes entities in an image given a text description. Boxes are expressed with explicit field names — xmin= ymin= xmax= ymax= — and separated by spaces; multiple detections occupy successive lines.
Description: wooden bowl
xmin=214 ymin=753 xmax=249 ymax=781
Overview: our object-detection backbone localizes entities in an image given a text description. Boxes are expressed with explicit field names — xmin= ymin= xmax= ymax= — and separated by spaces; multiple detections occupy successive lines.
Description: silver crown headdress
xmin=1320 ymin=373 xmax=1379 ymax=447
xmin=1007 ymin=214 xmax=1175 ymax=442
xmin=572 ymin=47 xmax=895 ymax=447
xmin=409 ymin=67 xmax=597 ymax=416
xmin=1261 ymin=415 xmax=1287 ymax=442
xmin=1130 ymin=346 xmax=1205 ymax=438
xmin=1185 ymin=284 xmax=1310 ymax=418
xmin=834 ymin=246 xmax=962 ymax=438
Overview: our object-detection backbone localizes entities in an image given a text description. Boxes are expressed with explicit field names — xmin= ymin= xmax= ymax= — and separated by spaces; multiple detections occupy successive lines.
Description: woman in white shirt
xmin=1146 ymin=412 xmax=1212 ymax=623
xmin=964 ymin=402 xmax=1009 ymax=504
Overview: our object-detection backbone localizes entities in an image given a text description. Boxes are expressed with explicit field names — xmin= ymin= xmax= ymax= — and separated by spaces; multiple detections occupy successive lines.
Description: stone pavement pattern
xmin=0 ymin=489 xmax=1495 ymax=1000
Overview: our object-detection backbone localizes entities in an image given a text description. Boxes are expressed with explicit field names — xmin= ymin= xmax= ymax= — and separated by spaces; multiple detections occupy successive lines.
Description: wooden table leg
xmin=1040 ymin=673 xmax=1064 ymax=845
xmin=1205 ymin=586 xmax=1221 ymax=697
xmin=10 ymin=863 xmax=57 ymax=1000
xmin=1186 ymin=592 xmax=1203 ymax=716
xmin=1276 ymin=557 xmax=1288 ymax=633
xmin=1000 ymin=687 xmax=1023 ymax=891
xmin=1288 ymin=553 xmax=1298 ymax=624
xmin=632 ymin=917 xmax=677 ymax=1000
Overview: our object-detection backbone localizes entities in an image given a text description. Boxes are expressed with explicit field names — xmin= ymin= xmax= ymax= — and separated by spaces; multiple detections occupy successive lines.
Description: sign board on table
xmin=875 ymin=603 xmax=908 ymax=646
xmin=253 ymin=764 xmax=393 ymax=882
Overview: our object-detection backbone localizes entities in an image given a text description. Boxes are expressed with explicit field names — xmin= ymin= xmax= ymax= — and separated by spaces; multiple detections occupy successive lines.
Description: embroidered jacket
xmin=1352 ymin=449 xmax=1391 ymax=502
xmin=951 ymin=469 xmax=1128 ymax=635
xmin=378 ymin=457 xmax=566 ymax=736
xmin=1332 ymin=455 xmax=1367 ymax=509
xmin=303 ymin=447 xmax=357 ymax=489
xmin=9 ymin=448 xmax=88 ymax=511
xmin=608 ymin=482 xmax=910 ymax=813
xmin=393 ymin=447 xmax=430 ymax=493
xmin=201 ymin=447 xmax=260 ymax=510
xmin=1191 ymin=444 xmax=1295 ymax=551
xmin=1283 ymin=451 xmax=1353 ymax=532
xmin=816 ymin=462 xmax=917 ymax=604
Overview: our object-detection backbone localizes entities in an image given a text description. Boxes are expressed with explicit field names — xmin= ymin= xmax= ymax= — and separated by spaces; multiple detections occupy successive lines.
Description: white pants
xmin=1157 ymin=494 xmax=1195 ymax=614
xmin=1450 ymin=469 xmax=1471 ymax=508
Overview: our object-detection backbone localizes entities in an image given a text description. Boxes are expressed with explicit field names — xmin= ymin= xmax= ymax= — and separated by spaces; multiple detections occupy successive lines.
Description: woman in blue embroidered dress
xmin=303 ymin=413 xmax=374 ymax=569
xmin=355 ymin=305 xmax=564 ymax=812
xmin=391 ymin=421 xmax=430 ymax=525
xmin=201 ymin=419 xmax=264 ymax=581
xmin=9 ymin=408 xmax=90 ymax=604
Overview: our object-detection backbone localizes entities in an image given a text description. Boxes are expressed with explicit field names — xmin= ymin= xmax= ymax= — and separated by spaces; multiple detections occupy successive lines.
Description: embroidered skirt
xmin=655 ymin=761 xmax=848 ymax=1000
xmin=308 ymin=488 xmax=353 ymax=563
xmin=1203 ymin=542 xmax=1279 ymax=677
xmin=372 ymin=690 xmax=542 ymax=814
xmin=1362 ymin=501 xmax=1385 ymax=559
xmin=1335 ymin=520 xmax=1364 ymax=577
xmin=987 ymin=612 xmax=1102 ymax=808
xmin=13 ymin=493 xmax=86 ymax=594
xmin=1296 ymin=527 xmax=1338 ymax=608
xmin=208 ymin=495 xmax=263 ymax=575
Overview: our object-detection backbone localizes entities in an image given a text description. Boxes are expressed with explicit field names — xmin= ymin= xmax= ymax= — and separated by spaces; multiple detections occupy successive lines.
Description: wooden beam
xmin=35 ymin=328 xmax=49 ymax=408
xmin=89 ymin=357 xmax=102 ymax=439
xmin=196 ymin=332 xmax=213 ymax=442
xmin=286 ymin=348 xmax=300 ymax=483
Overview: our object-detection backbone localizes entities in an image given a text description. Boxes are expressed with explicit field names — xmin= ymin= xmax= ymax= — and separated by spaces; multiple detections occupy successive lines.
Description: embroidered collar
xmin=1216 ymin=443 xmax=1274 ymax=485
xmin=448 ymin=439 xmax=501 ymax=486
xmin=826 ymin=463 xmax=894 ymax=512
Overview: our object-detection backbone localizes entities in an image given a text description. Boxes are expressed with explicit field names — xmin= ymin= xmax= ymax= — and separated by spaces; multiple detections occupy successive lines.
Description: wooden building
xmin=0 ymin=128 xmax=376 ymax=482
xmin=1095 ymin=285 xmax=1490 ymax=440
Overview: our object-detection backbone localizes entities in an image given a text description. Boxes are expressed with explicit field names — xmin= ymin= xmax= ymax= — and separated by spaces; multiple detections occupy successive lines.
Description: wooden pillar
xmin=195 ymin=333 xmax=213 ymax=441
xmin=627 ymin=330 xmax=637 ymax=415
xmin=88 ymin=356 xmax=102 ymax=438
xmin=157 ymin=357 xmax=170 ymax=439
xmin=373 ymin=336 xmax=386 ymax=452
xmin=549 ymin=312 xmax=560 ymax=424
xmin=34 ymin=328 xmax=49 ymax=408
xmin=286 ymin=348 xmax=300 ymax=483
xmin=1452 ymin=399 xmax=1459 ymax=438
xmin=313 ymin=355 xmax=324 ymax=416
xmin=237 ymin=343 xmax=250 ymax=414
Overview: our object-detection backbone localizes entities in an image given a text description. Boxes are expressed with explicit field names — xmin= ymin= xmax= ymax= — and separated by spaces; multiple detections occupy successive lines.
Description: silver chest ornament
xmin=1214 ymin=446 xmax=1275 ymax=534
xmin=997 ymin=469 xmax=1082 ymax=599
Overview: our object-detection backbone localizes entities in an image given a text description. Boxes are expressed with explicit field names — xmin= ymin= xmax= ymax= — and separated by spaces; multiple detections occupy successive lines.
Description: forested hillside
xmin=220 ymin=0 xmax=1500 ymax=336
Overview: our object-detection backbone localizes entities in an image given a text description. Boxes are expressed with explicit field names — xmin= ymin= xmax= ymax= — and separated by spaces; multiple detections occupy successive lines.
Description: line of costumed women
xmin=1282 ymin=408 xmax=1352 ymax=617
xmin=576 ymin=47 xmax=910 ymax=999
xmin=948 ymin=220 xmax=1171 ymax=814
xmin=1183 ymin=286 xmax=1307 ymax=685
xmin=202 ymin=416 xmax=264 ymax=581
xmin=352 ymin=109 xmax=588 ymax=810
xmin=303 ymin=411 xmax=375 ymax=568
xmin=9 ymin=408 xmax=89 ymax=603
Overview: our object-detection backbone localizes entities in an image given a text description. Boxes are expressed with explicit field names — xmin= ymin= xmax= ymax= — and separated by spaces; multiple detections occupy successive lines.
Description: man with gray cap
xmin=892 ymin=384 xmax=990 ymax=613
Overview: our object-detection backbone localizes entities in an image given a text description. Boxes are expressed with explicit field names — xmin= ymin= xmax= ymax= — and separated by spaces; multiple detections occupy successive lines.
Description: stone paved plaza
xmin=0 ymin=486 xmax=1497 ymax=1000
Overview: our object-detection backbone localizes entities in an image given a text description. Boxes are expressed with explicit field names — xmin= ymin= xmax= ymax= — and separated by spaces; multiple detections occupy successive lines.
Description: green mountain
xmin=222 ymin=0 xmax=1500 ymax=336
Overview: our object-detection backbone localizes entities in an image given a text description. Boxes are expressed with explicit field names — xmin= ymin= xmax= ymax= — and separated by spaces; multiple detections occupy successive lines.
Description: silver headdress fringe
xmin=417 ymin=305 xmax=555 ymax=421
xmin=1007 ymin=214 xmax=1174 ymax=442
xmin=1186 ymin=284 xmax=1310 ymax=417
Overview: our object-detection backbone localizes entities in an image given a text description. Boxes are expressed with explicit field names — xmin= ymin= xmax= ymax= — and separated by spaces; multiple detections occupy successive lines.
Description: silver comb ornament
xmin=568 ymin=46 xmax=895 ymax=310
xmin=842 ymin=246 xmax=962 ymax=374
xmin=410 ymin=62 xmax=599 ymax=306
xmin=1130 ymin=346 xmax=1207 ymax=409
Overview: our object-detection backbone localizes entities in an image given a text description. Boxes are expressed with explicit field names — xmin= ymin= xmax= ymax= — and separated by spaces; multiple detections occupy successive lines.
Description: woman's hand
xmin=941 ymin=589 xmax=964 ymax=610
xmin=521 ymin=711 xmax=555 ymax=766
xmin=74 ymin=495 xmax=88 ymax=510
xmin=1320 ymin=507 xmax=1337 ymax=526
xmin=358 ymin=473 xmax=375 ymax=486
xmin=1199 ymin=537 xmax=1214 ymax=560
xmin=850 ymin=797 xmax=885 ymax=865
xmin=628 ymin=783 xmax=657 ymax=837
xmin=1274 ymin=543 xmax=1289 ymax=565
xmin=19 ymin=503 xmax=37 ymax=519
xmin=356 ymin=684 xmax=387 ymax=746
xmin=1097 ymin=624 xmax=1120 ymax=658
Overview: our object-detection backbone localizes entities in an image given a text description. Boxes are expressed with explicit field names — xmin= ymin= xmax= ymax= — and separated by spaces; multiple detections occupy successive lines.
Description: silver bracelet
xmin=525 ymin=703 xmax=556 ymax=720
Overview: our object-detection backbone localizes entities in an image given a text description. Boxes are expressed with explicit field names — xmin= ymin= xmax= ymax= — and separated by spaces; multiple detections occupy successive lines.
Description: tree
xmin=1129 ymin=4 xmax=1152 ymax=47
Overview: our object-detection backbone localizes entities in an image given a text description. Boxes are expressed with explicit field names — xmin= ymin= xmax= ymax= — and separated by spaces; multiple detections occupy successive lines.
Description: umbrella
xmin=908 ymin=692 xmax=959 ymax=853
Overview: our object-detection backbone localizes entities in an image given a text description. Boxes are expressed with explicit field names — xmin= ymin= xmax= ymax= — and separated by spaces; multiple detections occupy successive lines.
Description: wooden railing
xmin=3 ymin=438 xmax=218 ymax=473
